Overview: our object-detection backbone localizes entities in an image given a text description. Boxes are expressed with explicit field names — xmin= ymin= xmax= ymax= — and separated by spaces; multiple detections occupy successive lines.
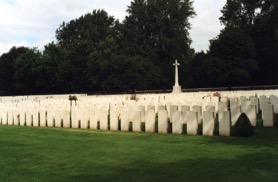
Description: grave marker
xmin=203 ymin=111 xmax=214 ymax=136
xmin=172 ymin=110 xmax=183 ymax=134
xmin=158 ymin=110 xmax=168 ymax=133
xmin=145 ymin=110 xmax=156 ymax=133
xmin=187 ymin=111 xmax=198 ymax=135
xmin=262 ymin=104 xmax=274 ymax=127
xmin=219 ymin=111 xmax=230 ymax=136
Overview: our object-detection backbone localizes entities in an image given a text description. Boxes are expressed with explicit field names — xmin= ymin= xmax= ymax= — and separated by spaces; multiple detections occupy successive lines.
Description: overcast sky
xmin=0 ymin=0 xmax=226 ymax=55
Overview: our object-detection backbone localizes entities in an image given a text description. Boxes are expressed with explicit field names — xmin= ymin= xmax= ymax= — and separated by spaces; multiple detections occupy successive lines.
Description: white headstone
xmin=192 ymin=105 xmax=202 ymax=124
xmin=170 ymin=105 xmax=178 ymax=123
xmin=262 ymin=104 xmax=274 ymax=127
xmin=270 ymin=96 xmax=278 ymax=114
xmin=241 ymin=100 xmax=251 ymax=113
xmin=187 ymin=111 xmax=198 ymax=135
xmin=147 ymin=105 xmax=155 ymax=111
xmin=145 ymin=110 xmax=156 ymax=133
xmin=80 ymin=109 xmax=89 ymax=129
xmin=19 ymin=111 xmax=25 ymax=126
xmin=244 ymin=105 xmax=257 ymax=126
xmin=71 ymin=108 xmax=78 ymax=128
xmin=231 ymin=105 xmax=241 ymax=126
xmin=181 ymin=105 xmax=190 ymax=124
xmin=219 ymin=111 xmax=230 ymax=136
xmin=218 ymin=102 xmax=228 ymax=113
xmin=54 ymin=110 xmax=62 ymax=128
xmin=110 ymin=108 xmax=119 ymax=131
xmin=63 ymin=110 xmax=70 ymax=128
xmin=1 ymin=110 xmax=7 ymax=125
xmin=32 ymin=110 xmax=38 ymax=127
xmin=203 ymin=111 xmax=214 ymax=136
xmin=158 ymin=110 xmax=168 ymax=133
xmin=7 ymin=110 xmax=13 ymax=125
xmin=172 ymin=110 xmax=183 ymax=134
xmin=129 ymin=110 xmax=141 ymax=132
xmin=26 ymin=110 xmax=32 ymax=126
xmin=89 ymin=109 xmax=98 ymax=130
xmin=120 ymin=110 xmax=129 ymax=131
xmin=250 ymin=97 xmax=259 ymax=114
xmin=99 ymin=109 xmax=108 ymax=130
xmin=13 ymin=110 xmax=19 ymax=126
xmin=138 ymin=105 xmax=145 ymax=123
xmin=158 ymin=104 xmax=166 ymax=111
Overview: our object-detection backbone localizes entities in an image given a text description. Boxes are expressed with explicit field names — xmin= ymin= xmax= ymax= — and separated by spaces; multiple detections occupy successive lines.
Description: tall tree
xmin=55 ymin=10 xmax=116 ymax=92
xmin=36 ymin=42 xmax=67 ymax=93
xmin=219 ymin=0 xmax=278 ymax=85
xmin=0 ymin=46 xmax=29 ymax=94
xmin=13 ymin=48 xmax=42 ymax=94
xmin=208 ymin=28 xmax=258 ymax=86
xmin=119 ymin=0 xmax=195 ymax=88
xmin=220 ymin=0 xmax=261 ymax=29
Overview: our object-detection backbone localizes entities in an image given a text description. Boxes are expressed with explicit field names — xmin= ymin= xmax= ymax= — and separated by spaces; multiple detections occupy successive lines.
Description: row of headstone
xmin=0 ymin=106 xmax=233 ymax=137
xmin=1 ymin=91 xmax=277 ymax=131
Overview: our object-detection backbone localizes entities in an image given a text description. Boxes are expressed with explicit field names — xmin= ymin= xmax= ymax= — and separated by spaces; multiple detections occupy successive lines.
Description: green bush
xmin=231 ymin=113 xmax=254 ymax=137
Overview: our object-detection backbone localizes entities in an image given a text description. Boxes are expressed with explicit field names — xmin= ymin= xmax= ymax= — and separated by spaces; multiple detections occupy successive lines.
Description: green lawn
xmin=0 ymin=125 xmax=277 ymax=182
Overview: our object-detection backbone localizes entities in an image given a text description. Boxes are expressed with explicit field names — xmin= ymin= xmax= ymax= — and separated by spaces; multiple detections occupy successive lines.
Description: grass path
xmin=0 ymin=125 xmax=277 ymax=182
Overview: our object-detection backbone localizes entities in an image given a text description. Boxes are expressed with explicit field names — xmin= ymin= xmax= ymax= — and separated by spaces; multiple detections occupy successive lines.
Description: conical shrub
xmin=231 ymin=113 xmax=254 ymax=137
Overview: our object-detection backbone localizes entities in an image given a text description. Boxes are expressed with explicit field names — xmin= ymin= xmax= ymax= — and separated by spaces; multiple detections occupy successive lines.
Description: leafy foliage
xmin=1 ymin=0 xmax=278 ymax=95
xmin=0 ymin=1 xmax=195 ymax=95
xmin=187 ymin=0 xmax=278 ymax=88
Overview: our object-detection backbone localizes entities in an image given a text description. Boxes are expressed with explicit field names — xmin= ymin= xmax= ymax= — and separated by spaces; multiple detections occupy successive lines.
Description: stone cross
xmin=172 ymin=59 xmax=182 ymax=93
xmin=173 ymin=60 xmax=180 ymax=86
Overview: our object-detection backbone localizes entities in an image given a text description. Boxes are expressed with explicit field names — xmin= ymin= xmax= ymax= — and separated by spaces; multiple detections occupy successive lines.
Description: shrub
xmin=231 ymin=113 xmax=254 ymax=137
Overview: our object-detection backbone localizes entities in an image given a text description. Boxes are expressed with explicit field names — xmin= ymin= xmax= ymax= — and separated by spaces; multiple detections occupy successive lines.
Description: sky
xmin=0 ymin=0 xmax=226 ymax=55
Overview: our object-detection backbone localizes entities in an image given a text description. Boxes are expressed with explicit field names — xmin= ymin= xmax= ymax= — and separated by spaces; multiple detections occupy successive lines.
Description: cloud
xmin=0 ymin=0 xmax=226 ymax=55
xmin=189 ymin=0 xmax=226 ymax=52
xmin=0 ymin=0 xmax=131 ymax=55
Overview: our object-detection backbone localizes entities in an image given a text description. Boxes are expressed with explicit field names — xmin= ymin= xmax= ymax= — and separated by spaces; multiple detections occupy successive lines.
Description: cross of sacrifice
xmin=173 ymin=60 xmax=180 ymax=86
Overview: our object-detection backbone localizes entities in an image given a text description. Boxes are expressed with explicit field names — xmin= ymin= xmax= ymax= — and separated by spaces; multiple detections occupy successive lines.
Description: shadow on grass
xmin=199 ymin=126 xmax=278 ymax=150
xmin=1 ymin=126 xmax=278 ymax=182
xmin=67 ymin=151 xmax=278 ymax=182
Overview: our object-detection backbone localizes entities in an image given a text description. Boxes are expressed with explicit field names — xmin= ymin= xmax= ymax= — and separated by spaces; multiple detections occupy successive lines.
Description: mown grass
xmin=0 ymin=125 xmax=277 ymax=182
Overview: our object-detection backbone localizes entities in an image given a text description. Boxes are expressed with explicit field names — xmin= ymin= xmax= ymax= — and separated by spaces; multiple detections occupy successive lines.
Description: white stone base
xmin=172 ymin=85 xmax=182 ymax=93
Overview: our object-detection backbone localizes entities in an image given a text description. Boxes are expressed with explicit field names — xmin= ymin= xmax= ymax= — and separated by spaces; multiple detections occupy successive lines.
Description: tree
xmin=36 ymin=42 xmax=67 ymax=93
xmin=56 ymin=9 xmax=115 ymax=50
xmin=55 ymin=10 xmax=116 ymax=92
xmin=13 ymin=48 xmax=42 ymax=94
xmin=86 ymin=35 xmax=161 ymax=91
xmin=219 ymin=0 xmax=278 ymax=85
xmin=220 ymin=0 xmax=261 ymax=30
xmin=0 ymin=46 xmax=29 ymax=94
xmin=209 ymin=28 xmax=257 ymax=86
xmin=118 ymin=0 xmax=195 ymax=88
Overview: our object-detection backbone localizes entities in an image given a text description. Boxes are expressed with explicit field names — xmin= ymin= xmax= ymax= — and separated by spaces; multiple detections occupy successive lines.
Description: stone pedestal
xmin=172 ymin=85 xmax=182 ymax=94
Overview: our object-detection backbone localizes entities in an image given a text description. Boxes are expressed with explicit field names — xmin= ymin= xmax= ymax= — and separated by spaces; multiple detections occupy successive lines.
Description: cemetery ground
xmin=0 ymin=125 xmax=277 ymax=182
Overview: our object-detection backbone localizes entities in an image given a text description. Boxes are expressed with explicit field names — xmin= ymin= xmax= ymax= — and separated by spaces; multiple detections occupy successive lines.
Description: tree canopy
xmin=0 ymin=0 xmax=277 ymax=95
xmin=0 ymin=0 xmax=195 ymax=95
xmin=187 ymin=0 xmax=278 ymax=88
